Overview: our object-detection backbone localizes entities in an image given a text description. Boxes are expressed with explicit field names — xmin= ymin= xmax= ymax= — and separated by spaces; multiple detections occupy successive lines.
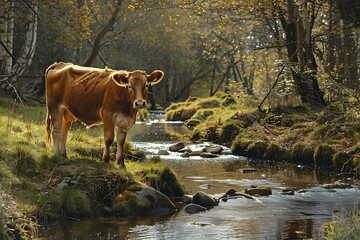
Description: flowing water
xmin=39 ymin=112 xmax=360 ymax=240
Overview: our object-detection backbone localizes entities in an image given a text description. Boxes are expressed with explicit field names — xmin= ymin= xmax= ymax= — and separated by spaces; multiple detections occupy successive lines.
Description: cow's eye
xmin=145 ymin=83 xmax=149 ymax=88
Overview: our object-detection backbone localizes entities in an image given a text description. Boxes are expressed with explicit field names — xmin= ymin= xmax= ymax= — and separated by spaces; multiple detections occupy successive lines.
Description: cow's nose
xmin=133 ymin=100 xmax=147 ymax=109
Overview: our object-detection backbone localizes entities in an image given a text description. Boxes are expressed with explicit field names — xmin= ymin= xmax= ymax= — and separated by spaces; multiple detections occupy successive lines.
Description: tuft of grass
xmin=13 ymin=146 xmax=38 ymax=176
xmin=58 ymin=187 xmax=92 ymax=219
xmin=320 ymin=206 xmax=360 ymax=239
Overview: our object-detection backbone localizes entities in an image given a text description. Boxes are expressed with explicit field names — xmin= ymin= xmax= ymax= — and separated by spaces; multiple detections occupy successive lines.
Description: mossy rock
xmin=112 ymin=185 xmax=176 ymax=217
xmin=231 ymin=138 xmax=252 ymax=156
xmin=192 ymin=191 xmax=218 ymax=208
xmin=314 ymin=144 xmax=335 ymax=167
xmin=165 ymin=108 xmax=197 ymax=121
xmin=263 ymin=143 xmax=286 ymax=162
xmin=197 ymin=98 xmax=221 ymax=108
xmin=332 ymin=152 xmax=352 ymax=171
xmin=245 ymin=185 xmax=272 ymax=196
xmin=290 ymin=143 xmax=314 ymax=165
xmin=219 ymin=120 xmax=243 ymax=144
xmin=246 ymin=141 xmax=268 ymax=159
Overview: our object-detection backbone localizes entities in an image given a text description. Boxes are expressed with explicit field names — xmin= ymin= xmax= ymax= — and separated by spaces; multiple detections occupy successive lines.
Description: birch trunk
xmin=0 ymin=0 xmax=14 ymax=75
xmin=0 ymin=0 xmax=38 ymax=88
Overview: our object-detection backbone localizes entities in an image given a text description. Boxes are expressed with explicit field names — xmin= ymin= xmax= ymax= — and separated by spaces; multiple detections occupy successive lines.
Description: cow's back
xmin=45 ymin=62 xmax=116 ymax=125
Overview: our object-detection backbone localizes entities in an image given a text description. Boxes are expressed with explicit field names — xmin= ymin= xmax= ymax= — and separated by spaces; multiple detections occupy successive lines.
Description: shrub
xmin=13 ymin=147 xmax=37 ymax=176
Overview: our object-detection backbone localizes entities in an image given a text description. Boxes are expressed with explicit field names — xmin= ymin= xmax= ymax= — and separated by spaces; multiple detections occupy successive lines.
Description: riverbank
xmin=166 ymin=93 xmax=360 ymax=172
xmin=0 ymin=97 xmax=184 ymax=239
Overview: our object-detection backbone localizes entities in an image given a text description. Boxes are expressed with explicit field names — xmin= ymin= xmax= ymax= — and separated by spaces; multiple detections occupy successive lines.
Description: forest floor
xmin=165 ymin=92 xmax=360 ymax=172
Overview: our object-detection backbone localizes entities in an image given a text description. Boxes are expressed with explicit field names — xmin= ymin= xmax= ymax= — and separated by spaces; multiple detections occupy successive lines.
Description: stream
xmin=39 ymin=112 xmax=360 ymax=239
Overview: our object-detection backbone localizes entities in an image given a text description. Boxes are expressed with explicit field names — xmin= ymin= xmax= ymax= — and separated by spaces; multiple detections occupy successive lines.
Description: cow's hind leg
xmin=60 ymin=109 xmax=74 ymax=158
xmin=116 ymin=130 xmax=127 ymax=168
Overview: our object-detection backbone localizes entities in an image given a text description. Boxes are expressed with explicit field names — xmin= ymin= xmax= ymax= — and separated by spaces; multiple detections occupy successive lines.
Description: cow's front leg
xmin=116 ymin=130 xmax=127 ymax=168
xmin=49 ymin=107 xmax=63 ymax=155
xmin=59 ymin=110 xmax=74 ymax=158
xmin=102 ymin=121 xmax=115 ymax=163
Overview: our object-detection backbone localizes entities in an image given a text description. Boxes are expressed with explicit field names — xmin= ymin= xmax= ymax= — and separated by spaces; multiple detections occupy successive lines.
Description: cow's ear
xmin=147 ymin=70 xmax=164 ymax=85
xmin=112 ymin=72 xmax=128 ymax=87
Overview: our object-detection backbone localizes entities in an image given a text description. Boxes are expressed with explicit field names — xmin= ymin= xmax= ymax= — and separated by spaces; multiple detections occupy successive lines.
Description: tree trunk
xmin=279 ymin=0 xmax=326 ymax=107
xmin=0 ymin=0 xmax=38 ymax=89
xmin=83 ymin=0 xmax=122 ymax=66
xmin=0 ymin=0 xmax=14 ymax=75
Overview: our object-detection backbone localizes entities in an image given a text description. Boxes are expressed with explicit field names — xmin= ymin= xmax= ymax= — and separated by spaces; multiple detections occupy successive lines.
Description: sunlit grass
xmin=320 ymin=205 xmax=360 ymax=239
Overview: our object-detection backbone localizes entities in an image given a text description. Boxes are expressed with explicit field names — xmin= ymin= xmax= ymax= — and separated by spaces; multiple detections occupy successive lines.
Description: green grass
xmin=320 ymin=206 xmax=360 ymax=239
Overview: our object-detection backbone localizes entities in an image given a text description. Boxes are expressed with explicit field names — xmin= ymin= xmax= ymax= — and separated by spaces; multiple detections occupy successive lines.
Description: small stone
xmin=184 ymin=203 xmax=207 ymax=214
xmin=158 ymin=150 xmax=170 ymax=155
xmin=200 ymin=152 xmax=219 ymax=158
xmin=189 ymin=150 xmax=203 ymax=156
xmin=240 ymin=168 xmax=258 ymax=174
xmin=203 ymin=146 xmax=223 ymax=154
xmin=245 ymin=185 xmax=272 ymax=196
xmin=180 ymin=152 xmax=190 ymax=158
xmin=182 ymin=194 xmax=193 ymax=204
xmin=192 ymin=191 xmax=218 ymax=208
xmin=178 ymin=147 xmax=192 ymax=153
xmin=169 ymin=142 xmax=186 ymax=152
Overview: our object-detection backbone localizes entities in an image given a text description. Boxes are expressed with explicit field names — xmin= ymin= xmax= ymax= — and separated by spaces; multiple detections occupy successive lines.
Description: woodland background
xmin=0 ymin=0 xmax=359 ymax=108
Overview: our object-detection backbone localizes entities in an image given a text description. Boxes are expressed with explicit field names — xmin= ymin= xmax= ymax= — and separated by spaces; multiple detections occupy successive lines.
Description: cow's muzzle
xmin=133 ymin=100 xmax=147 ymax=109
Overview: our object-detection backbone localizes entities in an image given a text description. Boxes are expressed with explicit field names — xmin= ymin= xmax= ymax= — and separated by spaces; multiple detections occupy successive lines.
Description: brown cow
xmin=45 ymin=62 xmax=164 ymax=168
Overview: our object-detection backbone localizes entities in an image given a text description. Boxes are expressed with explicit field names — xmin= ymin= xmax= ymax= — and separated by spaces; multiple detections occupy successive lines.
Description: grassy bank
xmin=166 ymin=93 xmax=360 ymax=171
xmin=0 ymin=97 xmax=184 ymax=239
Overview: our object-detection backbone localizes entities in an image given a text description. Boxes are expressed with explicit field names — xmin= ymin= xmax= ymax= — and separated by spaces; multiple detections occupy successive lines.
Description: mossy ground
xmin=166 ymin=95 xmax=360 ymax=171
xmin=0 ymin=97 xmax=183 ymax=239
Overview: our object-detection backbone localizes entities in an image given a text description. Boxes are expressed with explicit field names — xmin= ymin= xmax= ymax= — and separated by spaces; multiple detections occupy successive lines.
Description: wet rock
xmin=182 ymin=194 xmax=193 ymax=204
xmin=200 ymin=152 xmax=219 ymax=158
xmin=112 ymin=185 xmax=176 ymax=217
xmin=322 ymin=181 xmax=352 ymax=189
xmin=280 ymin=187 xmax=295 ymax=195
xmin=189 ymin=150 xmax=203 ymax=156
xmin=198 ymin=184 xmax=213 ymax=189
xmin=184 ymin=203 xmax=207 ymax=214
xmin=158 ymin=150 xmax=170 ymax=155
xmin=240 ymin=168 xmax=258 ymax=174
xmin=245 ymin=185 xmax=272 ymax=196
xmin=192 ymin=191 xmax=218 ymax=208
xmin=219 ymin=188 xmax=238 ymax=201
xmin=169 ymin=142 xmax=186 ymax=152
xmin=221 ymin=149 xmax=233 ymax=155
xmin=180 ymin=152 xmax=190 ymax=158
xmin=178 ymin=147 xmax=192 ymax=153
xmin=203 ymin=146 xmax=223 ymax=154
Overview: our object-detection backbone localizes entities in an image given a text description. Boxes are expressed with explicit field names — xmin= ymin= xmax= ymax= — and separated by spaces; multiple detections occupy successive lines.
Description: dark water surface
xmin=39 ymin=113 xmax=360 ymax=239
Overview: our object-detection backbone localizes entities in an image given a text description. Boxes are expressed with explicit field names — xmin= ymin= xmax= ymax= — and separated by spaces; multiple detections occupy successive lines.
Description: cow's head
xmin=111 ymin=70 xmax=164 ymax=109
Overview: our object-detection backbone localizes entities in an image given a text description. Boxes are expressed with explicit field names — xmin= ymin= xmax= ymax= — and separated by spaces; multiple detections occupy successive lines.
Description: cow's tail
xmin=45 ymin=109 xmax=52 ymax=145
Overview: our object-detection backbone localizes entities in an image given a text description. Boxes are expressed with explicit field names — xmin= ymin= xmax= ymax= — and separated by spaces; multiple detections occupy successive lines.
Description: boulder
xmin=245 ymin=185 xmax=272 ymax=196
xmin=184 ymin=203 xmax=207 ymax=214
xmin=203 ymin=145 xmax=223 ymax=154
xmin=169 ymin=142 xmax=186 ymax=152
xmin=112 ymin=185 xmax=176 ymax=217
xmin=192 ymin=191 xmax=218 ymax=208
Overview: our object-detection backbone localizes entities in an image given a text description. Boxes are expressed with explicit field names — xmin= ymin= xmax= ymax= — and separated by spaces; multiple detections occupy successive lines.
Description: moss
xmin=290 ymin=143 xmax=315 ymax=165
xmin=231 ymin=138 xmax=252 ymax=156
xmin=263 ymin=143 xmax=287 ymax=162
xmin=219 ymin=120 xmax=243 ymax=144
xmin=246 ymin=141 xmax=268 ymax=159
xmin=58 ymin=187 xmax=92 ymax=218
xmin=314 ymin=144 xmax=336 ymax=167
